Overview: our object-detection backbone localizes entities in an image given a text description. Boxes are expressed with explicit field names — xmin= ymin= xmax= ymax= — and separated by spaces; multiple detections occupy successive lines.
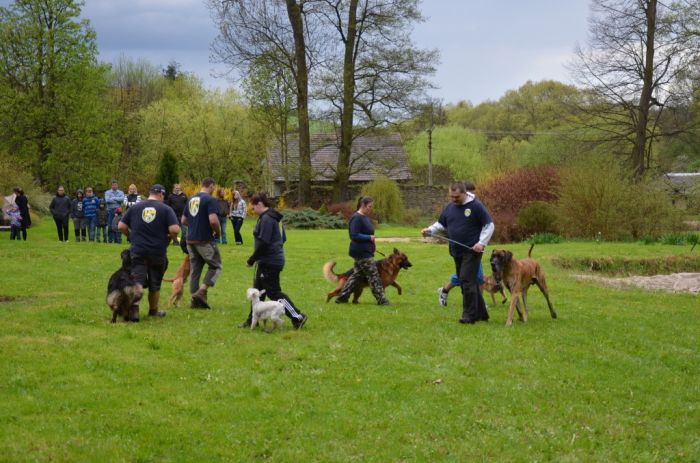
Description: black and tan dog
xmin=489 ymin=244 xmax=557 ymax=326
xmin=323 ymin=248 xmax=412 ymax=303
xmin=106 ymin=249 xmax=143 ymax=323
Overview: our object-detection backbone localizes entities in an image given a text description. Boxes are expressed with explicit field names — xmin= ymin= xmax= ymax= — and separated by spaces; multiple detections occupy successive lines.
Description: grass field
xmin=0 ymin=220 xmax=698 ymax=462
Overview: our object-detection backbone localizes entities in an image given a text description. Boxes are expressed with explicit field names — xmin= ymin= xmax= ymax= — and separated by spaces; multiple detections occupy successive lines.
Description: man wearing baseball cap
xmin=118 ymin=184 xmax=180 ymax=320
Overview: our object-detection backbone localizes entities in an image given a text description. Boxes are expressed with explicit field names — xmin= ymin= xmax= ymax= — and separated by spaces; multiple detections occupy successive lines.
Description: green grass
xmin=0 ymin=220 xmax=698 ymax=462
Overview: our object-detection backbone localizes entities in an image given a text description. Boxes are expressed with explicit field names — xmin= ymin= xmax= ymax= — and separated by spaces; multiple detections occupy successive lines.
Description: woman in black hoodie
xmin=239 ymin=193 xmax=307 ymax=329
xmin=49 ymin=186 xmax=72 ymax=242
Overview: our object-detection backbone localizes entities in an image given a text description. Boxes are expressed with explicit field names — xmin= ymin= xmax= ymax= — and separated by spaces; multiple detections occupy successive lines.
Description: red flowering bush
xmin=478 ymin=166 xmax=560 ymax=242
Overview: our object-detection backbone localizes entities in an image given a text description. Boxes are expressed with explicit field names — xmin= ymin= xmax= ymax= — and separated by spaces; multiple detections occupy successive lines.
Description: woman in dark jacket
xmin=239 ymin=192 xmax=307 ymax=329
xmin=49 ymin=185 xmax=72 ymax=242
xmin=13 ymin=187 xmax=31 ymax=240
xmin=71 ymin=189 xmax=86 ymax=242
xmin=334 ymin=196 xmax=390 ymax=305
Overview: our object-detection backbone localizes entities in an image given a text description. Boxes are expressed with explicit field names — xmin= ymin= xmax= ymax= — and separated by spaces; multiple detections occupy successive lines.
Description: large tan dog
xmin=489 ymin=244 xmax=557 ymax=326
xmin=162 ymin=255 xmax=190 ymax=307
xmin=323 ymin=248 xmax=412 ymax=303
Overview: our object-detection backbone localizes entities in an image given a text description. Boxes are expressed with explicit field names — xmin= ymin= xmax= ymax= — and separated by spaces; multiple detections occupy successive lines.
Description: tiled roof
xmin=269 ymin=132 xmax=411 ymax=182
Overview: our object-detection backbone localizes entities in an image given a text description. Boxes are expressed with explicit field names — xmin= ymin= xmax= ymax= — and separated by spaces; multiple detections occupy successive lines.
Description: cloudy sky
xmin=1 ymin=0 xmax=592 ymax=104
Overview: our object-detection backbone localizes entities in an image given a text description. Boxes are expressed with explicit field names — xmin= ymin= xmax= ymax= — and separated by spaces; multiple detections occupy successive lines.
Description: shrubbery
xmin=556 ymin=158 xmax=684 ymax=240
xmin=478 ymin=166 xmax=560 ymax=242
xmin=360 ymin=176 xmax=404 ymax=223
xmin=282 ymin=208 xmax=346 ymax=229
xmin=517 ymin=201 xmax=558 ymax=236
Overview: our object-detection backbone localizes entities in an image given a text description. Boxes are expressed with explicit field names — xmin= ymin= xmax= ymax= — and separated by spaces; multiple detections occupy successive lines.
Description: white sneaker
xmin=437 ymin=287 xmax=448 ymax=307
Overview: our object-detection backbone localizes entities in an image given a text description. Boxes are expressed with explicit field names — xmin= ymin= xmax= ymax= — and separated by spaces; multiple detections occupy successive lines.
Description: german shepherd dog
xmin=323 ymin=248 xmax=412 ymax=303
xmin=106 ymin=249 xmax=143 ymax=323
xmin=162 ymin=255 xmax=190 ymax=307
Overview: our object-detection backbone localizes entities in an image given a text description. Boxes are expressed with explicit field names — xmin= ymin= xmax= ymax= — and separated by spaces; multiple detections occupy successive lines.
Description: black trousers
xmin=244 ymin=263 xmax=303 ymax=323
xmin=230 ymin=217 xmax=244 ymax=244
xmin=53 ymin=216 xmax=69 ymax=241
xmin=454 ymin=252 xmax=489 ymax=323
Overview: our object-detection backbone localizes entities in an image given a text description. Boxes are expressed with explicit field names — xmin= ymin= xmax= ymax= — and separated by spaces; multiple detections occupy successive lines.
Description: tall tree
xmin=316 ymin=0 xmax=437 ymax=201
xmin=208 ymin=0 xmax=321 ymax=205
xmin=0 ymin=0 xmax=119 ymax=186
xmin=243 ymin=55 xmax=297 ymax=195
xmin=108 ymin=55 xmax=165 ymax=179
xmin=570 ymin=0 xmax=700 ymax=179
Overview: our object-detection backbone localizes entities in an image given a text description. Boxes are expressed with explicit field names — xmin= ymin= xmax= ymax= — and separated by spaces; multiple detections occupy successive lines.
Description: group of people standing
xmin=49 ymin=181 xmax=135 ymax=243
xmin=47 ymin=181 xmax=249 ymax=248
xmin=6 ymin=187 xmax=30 ymax=240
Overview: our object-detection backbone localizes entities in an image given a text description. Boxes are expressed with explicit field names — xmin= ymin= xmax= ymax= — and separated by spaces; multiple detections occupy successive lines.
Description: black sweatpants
xmin=244 ymin=263 xmax=304 ymax=324
xmin=454 ymin=252 xmax=489 ymax=323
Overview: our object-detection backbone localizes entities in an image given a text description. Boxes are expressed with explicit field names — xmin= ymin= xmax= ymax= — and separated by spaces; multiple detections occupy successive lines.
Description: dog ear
xmin=393 ymin=247 xmax=399 ymax=254
xmin=505 ymin=250 xmax=513 ymax=264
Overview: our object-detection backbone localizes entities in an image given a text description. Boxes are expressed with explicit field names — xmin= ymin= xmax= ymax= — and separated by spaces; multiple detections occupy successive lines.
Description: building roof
xmin=268 ymin=132 xmax=411 ymax=182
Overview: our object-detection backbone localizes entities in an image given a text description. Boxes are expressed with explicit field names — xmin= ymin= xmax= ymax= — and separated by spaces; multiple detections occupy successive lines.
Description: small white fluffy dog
xmin=246 ymin=288 xmax=285 ymax=332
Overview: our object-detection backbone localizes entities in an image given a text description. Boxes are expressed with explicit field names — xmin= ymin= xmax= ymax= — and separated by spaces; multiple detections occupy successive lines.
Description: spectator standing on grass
xmin=105 ymin=180 xmax=125 ymax=243
xmin=166 ymin=183 xmax=187 ymax=246
xmin=123 ymin=184 xmax=142 ymax=210
xmin=13 ymin=187 xmax=30 ymax=240
xmin=238 ymin=192 xmax=308 ymax=329
xmin=83 ymin=187 xmax=101 ymax=242
xmin=8 ymin=203 xmax=21 ymax=241
xmin=70 ymin=189 xmax=86 ymax=242
xmin=111 ymin=207 xmax=124 ymax=244
xmin=422 ymin=181 xmax=494 ymax=324
xmin=49 ymin=186 xmax=72 ymax=242
xmin=118 ymin=184 xmax=180 ymax=320
xmin=229 ymin=190 xmax=246 ymax=245
xmin=96 ymin=201 xmax=109 ymax=243
xmin=216 ymin=187 xmax=230 ymax=245
xmin=333 ymin=196 xmax=390 ymax=306
xmin=182 ymin=177 xmax=222 ymax=310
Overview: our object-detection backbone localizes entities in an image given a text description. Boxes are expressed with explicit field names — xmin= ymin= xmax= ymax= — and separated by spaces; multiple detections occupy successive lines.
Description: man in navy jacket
xmin=422 ymin=182 xmax=495 ymax=324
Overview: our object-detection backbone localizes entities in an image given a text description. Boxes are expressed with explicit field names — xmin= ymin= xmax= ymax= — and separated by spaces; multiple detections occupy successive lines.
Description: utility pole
xmin=427 ymin=126 xmax=433 ymax=186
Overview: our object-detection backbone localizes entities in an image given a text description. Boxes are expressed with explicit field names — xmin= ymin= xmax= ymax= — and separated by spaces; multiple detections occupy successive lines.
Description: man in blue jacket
xmin=422 ymin=182 xmax=495 ymax=324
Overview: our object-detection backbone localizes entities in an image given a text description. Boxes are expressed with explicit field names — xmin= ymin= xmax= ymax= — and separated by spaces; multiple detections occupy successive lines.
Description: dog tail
xmin=528 ymin=243 xmax=535 ymax=258
xmin=323 ymin=261 xmax=340 ymax=283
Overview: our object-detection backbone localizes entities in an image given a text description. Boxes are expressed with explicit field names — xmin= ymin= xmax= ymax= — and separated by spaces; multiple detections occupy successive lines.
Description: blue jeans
xmin=218 ymin=215 xmax=228 ymax=244
xmin=86 ymin=216 xmax=97 ymax=241
xmin=107 ymin=209 xmax=122 ymax=243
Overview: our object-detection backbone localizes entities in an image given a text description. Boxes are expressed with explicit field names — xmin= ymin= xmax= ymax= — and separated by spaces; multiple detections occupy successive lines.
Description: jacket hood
xmin=263 ymin=208 xmax=283 ymax=222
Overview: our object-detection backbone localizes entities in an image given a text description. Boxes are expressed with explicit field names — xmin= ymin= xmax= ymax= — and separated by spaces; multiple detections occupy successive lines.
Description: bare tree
xmin=315 ymin=0 xmax=437 ymax=201
xmin=570 ymin=0 xmax=700 ymax=179
xmin=208 ymin=0 xmax=323 ymax=205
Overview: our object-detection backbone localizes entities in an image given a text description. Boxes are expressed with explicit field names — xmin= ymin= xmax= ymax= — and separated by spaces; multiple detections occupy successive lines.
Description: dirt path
xmin=576 ymin=273 xmax=700 ymax=293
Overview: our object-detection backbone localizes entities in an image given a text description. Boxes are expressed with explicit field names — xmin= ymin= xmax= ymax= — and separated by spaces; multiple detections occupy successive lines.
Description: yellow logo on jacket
xmin=464 ymin=209 xmax=472 ymax=217
xmin=189 ymin=197 xmax=200 ymax=216
xmin=142 ymin=207 xmax=157 ymax=223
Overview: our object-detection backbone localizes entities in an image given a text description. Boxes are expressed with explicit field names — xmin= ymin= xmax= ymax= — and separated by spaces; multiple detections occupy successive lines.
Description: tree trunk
xmin=333 ymin=0 xmax=359 ymax=203
xmin=634 ymin=0 xmax=657 ymax=180
xmin=285 ymin=0 xmax=312 ymax=206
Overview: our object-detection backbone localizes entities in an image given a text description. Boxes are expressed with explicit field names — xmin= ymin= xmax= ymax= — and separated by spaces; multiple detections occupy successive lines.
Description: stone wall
xmin=399 ymin=185 xmax=447 ymax=216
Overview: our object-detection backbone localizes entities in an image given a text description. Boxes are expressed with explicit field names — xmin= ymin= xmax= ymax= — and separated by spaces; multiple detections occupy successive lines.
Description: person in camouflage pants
xmin=335 ymin=197 xmax=390 ymax=306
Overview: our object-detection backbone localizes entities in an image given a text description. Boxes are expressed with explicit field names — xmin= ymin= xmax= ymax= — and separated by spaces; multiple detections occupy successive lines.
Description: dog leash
xmin=431 ymin=234 xmax=479 ymax=253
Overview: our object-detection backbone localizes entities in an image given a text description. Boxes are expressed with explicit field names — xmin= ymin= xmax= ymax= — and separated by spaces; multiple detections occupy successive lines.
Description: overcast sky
xmin=1 ymin=0 xmax=592 ymax=104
